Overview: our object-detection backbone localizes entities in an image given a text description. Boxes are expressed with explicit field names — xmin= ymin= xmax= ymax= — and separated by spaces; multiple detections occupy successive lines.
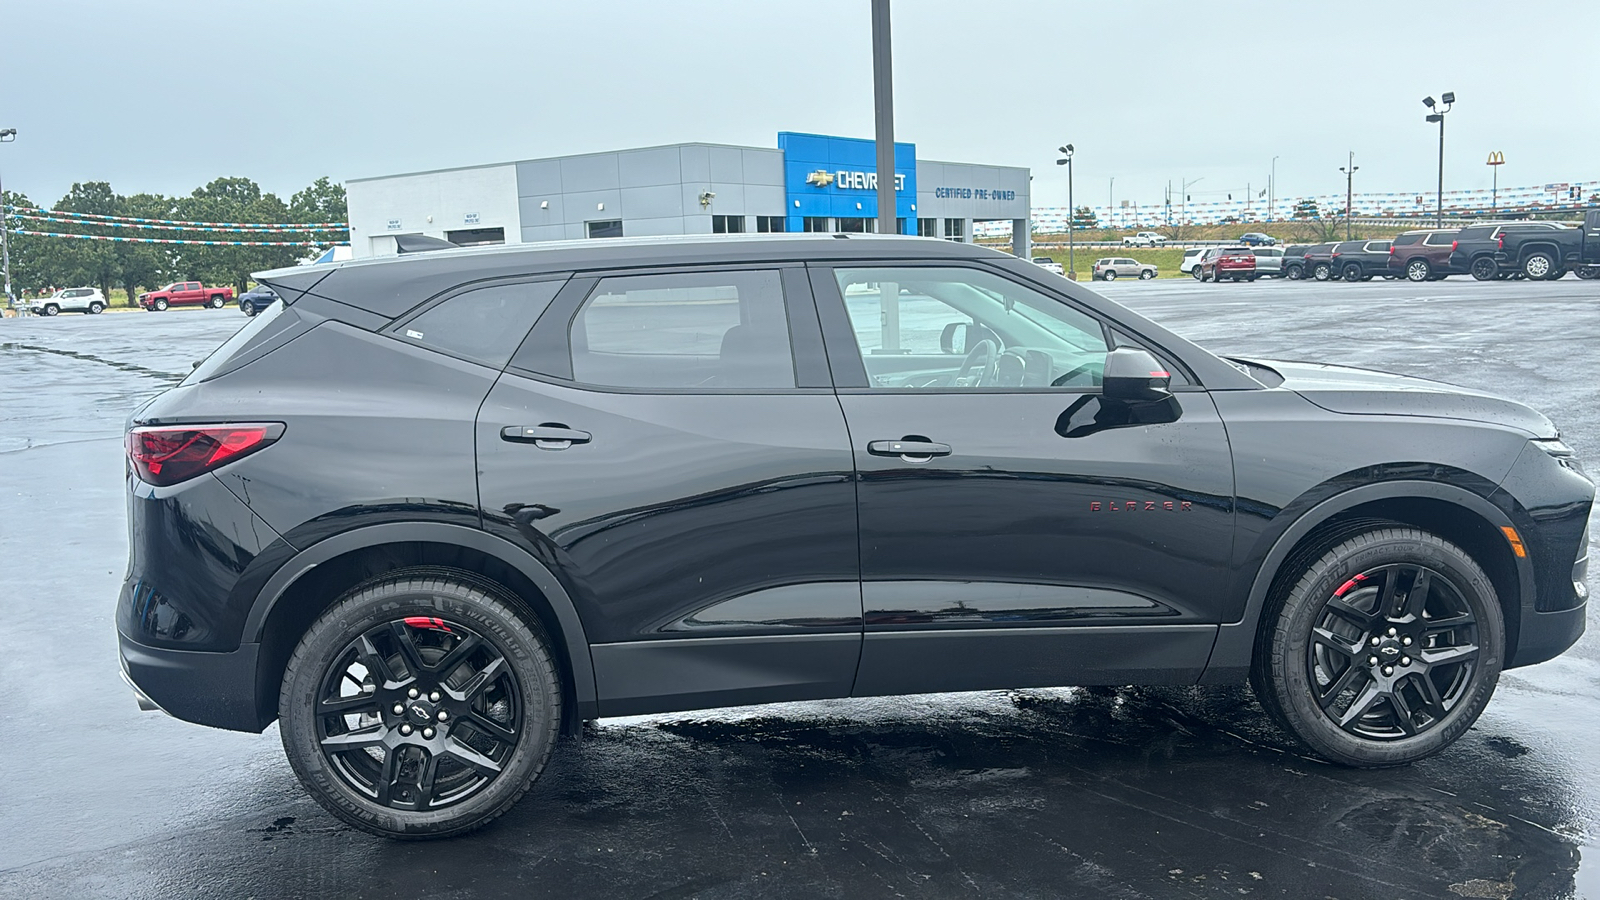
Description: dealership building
xmin=346 ymin=131 xmax=1031 ymax=259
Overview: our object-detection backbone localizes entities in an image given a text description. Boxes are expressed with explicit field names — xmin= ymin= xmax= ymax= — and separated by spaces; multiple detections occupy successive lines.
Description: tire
xmin=1285 ymin=265 xmax=1304 ymax=281
xmin=1341 ymin=263 xmax=1363 ymax=282
xmin=88 ymin=302 xmax=104 ymax=314
xmin=1139 ymin=269 xmax=1154 ymax=280
xmin=1191 ymin=268 xmax=1203 ymax=281
xmin=1470 ymin=257 xmax=1499 ymax=281
xmin=243 ymin=303 xmax=258 ymax=317
xmin=1578 ymin=267 xmax=1599 ymax=280
xmin=1405 ymin=259 xmax=1431 ymax=282
xmin=1313 ymin=263 xmax=1332 ymax=281
xmin=1251 ymin=524 xmax=1503 ymax=767
xmin=154 ymin=298 xmax=168 ymax=311
xmin=209 ymin=294 xmax=226 ymax=309
xmin=1103 ymin=270 xmax=1117 ymax=281
xmin=43 ymin=304 xmax=59 ymax=317
xmin=1522 ymin=252 xmax=1563 ymax=281
xmin=279 ymin=569 xmax=562 ymax=840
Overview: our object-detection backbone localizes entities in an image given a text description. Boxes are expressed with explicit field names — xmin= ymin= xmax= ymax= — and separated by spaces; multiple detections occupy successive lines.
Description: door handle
xmin=867 ymin=439 xmax=952 ymax=462
xmin=501 ymin=424 xmax=592 ymax=450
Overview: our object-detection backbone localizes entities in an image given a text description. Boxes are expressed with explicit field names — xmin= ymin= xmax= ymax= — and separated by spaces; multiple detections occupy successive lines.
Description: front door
xmin=812 ymin=262 xmax=1237 ymax=696
xmin=476 ymin=266 xmax=861 ymax=716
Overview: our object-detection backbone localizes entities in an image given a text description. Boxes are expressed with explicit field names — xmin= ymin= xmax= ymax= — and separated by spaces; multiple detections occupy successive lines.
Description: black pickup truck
xmin=1494 ymin=210 xmax=1600 ymax=280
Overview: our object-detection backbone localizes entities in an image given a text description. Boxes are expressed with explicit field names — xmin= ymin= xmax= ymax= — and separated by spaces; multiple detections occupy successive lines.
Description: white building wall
xmin=347 ymin=164 xmax=522 ymax=258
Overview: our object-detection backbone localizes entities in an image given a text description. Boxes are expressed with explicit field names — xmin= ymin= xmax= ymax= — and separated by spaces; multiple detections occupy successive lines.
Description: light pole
xmin=1486 ymin=150 xmax=1504 ymax=215
xmin=870 ymin=0 xmax=897 ymax=238
xmin=1340 ymin=152 xmax=1359 ymax=241
xmin=0 ymin=127 xmax=15 ymax=311
xmin=1423 ymin=92 xmax=1454 ymax=227
xmin=1109 ymin=177 xmax=1114 ymax=231
xmin=1270 ymin=156 xmax=1279 ymax=222
xmin=1056 ymin=145 xmax=1075 ymax=279
xmin=1181 ymin=176 xmax=1203 ymax=235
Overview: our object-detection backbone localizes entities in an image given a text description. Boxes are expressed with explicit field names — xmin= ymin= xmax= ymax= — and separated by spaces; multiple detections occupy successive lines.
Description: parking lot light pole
xmin=1270 ymin=156 xmax=1279 ymax=222
xmin=870 ymin=0 xmax=897 ymax=239
xmin=1056 ymin=145 xmax=1075 ymax=279
xmin=0 ymin=127 xmax=15 ymax=312
xmin=1423 ymin=93 xmax=1454 ymax=227
xmin=1340 ymin=152 xmax=1359 ymax=241
xmin=1486 ymin=150 xmax=1504 ymax=215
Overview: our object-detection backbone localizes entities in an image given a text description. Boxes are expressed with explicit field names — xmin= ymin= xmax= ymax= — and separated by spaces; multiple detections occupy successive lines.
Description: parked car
xmin=1179 ymin=247 xmax=1207 ymax=275
xmin=1387 ymin=230 xmax=1461 ymax=282
xmin=238 ymin=285 xmax=281 ymax=316
xmin=1237 ymin=233 xmax=1277 ymax=247
xmin=1032 ymin=256 xmax=1065 ymax=276
xmin=1280 ymin=245 xmax=1321 ymax=281
xmin=1303 ymin=243 xmax=1341 ymax=281
xmin=1329 ymin=240 xmax=1393 ymax=281
xmin=1493 ymin=210 xmax=1600 ymax=280
xmin=1092 ymin=257 xmax=1158 ymax=280
xmin=1197 ymin=246 xmax=1256 ymax=282
xmin=1122 ymin=232 xmax=1167 ymax=247
xmin=119 ymin=234 xmax=1592 ymax=840
xmin=1252 ymin=247 xmax=1286 ymax=277
xmin=1450 ymin=223 xmax=1562 ymax=281
xmin=26 ymin=287 xmax=106 ymax=316
xmin=138 ymin=281 xmax=235 ymax=311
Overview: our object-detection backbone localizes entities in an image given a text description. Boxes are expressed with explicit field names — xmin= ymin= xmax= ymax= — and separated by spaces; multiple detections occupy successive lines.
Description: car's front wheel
xmin=1252 ymin=524 xmax=1503 ymax=767
xmin=279 ymin=569 xmax=563 ymax=839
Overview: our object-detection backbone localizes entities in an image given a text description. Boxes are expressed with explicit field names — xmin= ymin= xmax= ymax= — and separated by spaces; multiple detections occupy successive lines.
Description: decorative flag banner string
xmin=2 ymin=205 xmax=347 ymax=230
xmin=5 ymin=228 xmax=338 ymax=247
xmin=5 ymin=212 xmax=349 ymax=234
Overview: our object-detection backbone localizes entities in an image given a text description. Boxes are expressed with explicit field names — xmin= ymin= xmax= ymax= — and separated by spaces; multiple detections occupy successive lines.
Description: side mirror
xmin=1102 ymin=347 xmax=1172 ymax=403
xmin=939 ymin=322 xmax=969 ymax=355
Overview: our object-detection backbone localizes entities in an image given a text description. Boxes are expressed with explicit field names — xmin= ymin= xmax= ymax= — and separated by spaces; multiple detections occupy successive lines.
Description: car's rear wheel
xmin=1252 ymin=524 xmax=1503 ymax=767
xmin=1522 ymin=252 xmax=1558 ymax=281
xmin=88 ymin=302 xmax=104 ymax=314
xmin=1470 ymin=257 xmax=1498 ymax=281
xmin=153 ymin=298 xmax=168 ymax=311
xmin=43 ymin=304 xmax=59 ymax=316
xmin=1341 ymin=263 xmax=1363 ymax=282
xmin=209 ymin=295 xmax=226 ymax=309
xmin=1191 ymin=268 xmax=1202 ymax=280
xmin=1285 ymin=265 xmax=1303 ymax=280
xmin=1103 ymin=270 xmax=1118 ymax=281
xmin=279 ymin=569 xmax=562 ymax=839
xmin=1406 ymin=259 xmax=1431 ymax=282
xmin=1313 ymin=263 xmax=1332 ymax=281
xmin=1139 ymin=269 xmax=1154 ymax=280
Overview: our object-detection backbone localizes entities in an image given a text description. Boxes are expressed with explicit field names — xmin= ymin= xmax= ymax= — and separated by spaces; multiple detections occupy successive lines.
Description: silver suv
xmin=28 ymin=288 xmax=107 ymax=316
xmin=1252 ymin=247 xmax=1286 ymax=277
xmin=1092 ymin=257 xmax=1158 ymax=281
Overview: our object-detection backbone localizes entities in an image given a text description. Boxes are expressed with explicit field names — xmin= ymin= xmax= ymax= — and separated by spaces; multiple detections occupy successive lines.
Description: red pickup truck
xmin=138 ymin=281 xmax=235 ymax=311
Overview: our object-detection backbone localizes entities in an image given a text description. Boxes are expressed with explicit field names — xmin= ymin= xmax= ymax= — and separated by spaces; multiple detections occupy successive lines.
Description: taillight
xmin=1389 ymin=245 xmax=1396 ymax=255
xmin=126 ymin=423 xmax=284 ymax=486
xmin=1331 ymin=251 xmax=1341 ymax=257
xmin=1451 ymin=240 xmax=1459 ymax=252
xmin=1497 ymin=234 xmax=1505 ymax=249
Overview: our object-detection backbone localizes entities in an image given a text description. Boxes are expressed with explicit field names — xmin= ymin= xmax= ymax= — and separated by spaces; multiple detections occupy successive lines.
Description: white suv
xmin=1122 ymin=232 xmax=1167 ymax=247
xmin=29 ymin=288 xmax=107 ymax=316
xmin=1179 ymin=247 xmax=1206 ymax=275
xmin=1031 ymin=256 xmax=1065 ymax=275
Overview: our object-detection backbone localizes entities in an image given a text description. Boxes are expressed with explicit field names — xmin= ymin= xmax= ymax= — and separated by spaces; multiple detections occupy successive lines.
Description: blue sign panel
xmin=779 ymin=132 xmax=916 ymax=232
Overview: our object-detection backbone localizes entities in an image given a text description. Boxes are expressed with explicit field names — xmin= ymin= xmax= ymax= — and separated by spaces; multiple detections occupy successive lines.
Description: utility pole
xmin=0 ymin=128 xmax=15 ymax=312
xmin=1056 ymin=145 xmax=1075 ymax=278
xmin=1181 ymin=176 xmax=1203 ymax=235
xmin=1486 ymin=151 xmax=1504 ymax=214
xmin=870 ymin=0 xmax=897 ymax=238
xmin=1270 ymin=156 xmax=1279 ymax=222
xmin=1423 ymin=92 xmax=1454 ymax=228
xmin=1340 ymin=152 xmax=1359 ymax=241
xmin=1109 ymin=177 xmax=1114 ymax=231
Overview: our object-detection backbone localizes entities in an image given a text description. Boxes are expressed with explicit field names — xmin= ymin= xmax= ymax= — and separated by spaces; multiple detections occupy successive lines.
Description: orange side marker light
xmin=1501 ymin=526 xmax=1527 ymax=559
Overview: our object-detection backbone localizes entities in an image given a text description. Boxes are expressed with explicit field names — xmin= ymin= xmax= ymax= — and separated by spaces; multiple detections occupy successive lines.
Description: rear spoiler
xmin=394 ymin=234 xmax=457 ymax=254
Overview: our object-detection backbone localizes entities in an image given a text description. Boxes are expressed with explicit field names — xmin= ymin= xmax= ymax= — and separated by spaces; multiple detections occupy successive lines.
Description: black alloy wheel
xmin=1406 ymin=259 xmax=1431 ymax=282
xmin=1253 ymin=524 xmax=1503 ymax=766
xmin=280 ymin=570 xmax=562 ymax=838
xmin=1313 ymin=263 xmax=1332 ymax=281
xmin=1341 ymin=263 xmax=1364 ymax=282
xmin=1470 ymin=257 xmax=1499 ymax=281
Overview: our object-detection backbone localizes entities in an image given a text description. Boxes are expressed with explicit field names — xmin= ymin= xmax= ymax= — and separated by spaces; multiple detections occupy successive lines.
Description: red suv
xmin=1197 ymin=247 xmax=1256 ymax=282
xmin=1386 ymin=230 xmax=1460 ymax=282
xmin=138 ymin=281 xmax=235 ymax=311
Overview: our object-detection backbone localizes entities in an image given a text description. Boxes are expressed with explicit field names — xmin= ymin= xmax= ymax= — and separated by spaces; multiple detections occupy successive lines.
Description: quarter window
xmin=833 ymin=266 xmax=1110 ymax=390
xmin=396 ymin=281 xmax=564 ymax=368
xmin=571 ymin=270 xmax=795 ymax=390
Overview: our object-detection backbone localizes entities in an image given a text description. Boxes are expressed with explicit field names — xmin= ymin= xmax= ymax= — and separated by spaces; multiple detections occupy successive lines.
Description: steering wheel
xmin=954 ymin=338 xmax=999 ymax=387
xmin=993 ymin=349 xmax=1031 ymax=387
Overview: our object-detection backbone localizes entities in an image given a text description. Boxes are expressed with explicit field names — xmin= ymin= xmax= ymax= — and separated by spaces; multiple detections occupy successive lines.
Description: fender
xmin=1200 ymin=480 xmax=1534 ymax=684
xmin=243 ymin=521 xmax=597 ymax=712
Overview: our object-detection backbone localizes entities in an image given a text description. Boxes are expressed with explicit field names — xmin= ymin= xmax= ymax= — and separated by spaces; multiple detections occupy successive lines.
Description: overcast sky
xmin=6 ymin=0 xmax=1596 ymax=211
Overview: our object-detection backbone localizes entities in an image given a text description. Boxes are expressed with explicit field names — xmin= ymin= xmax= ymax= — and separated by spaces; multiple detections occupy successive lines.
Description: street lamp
xmin=1423 ymin=92 xmax=1454 ymax=227
xmin=1270 ymin=156 xmax=1279 ymax=222
xmin=1339 ymin=151 xmax=1359 ymax=241
xmin=0 ymin=127 xmax=15 ymax=311
xmin=1486 ymin=150 xmax=1504 ymax=215
xmin=1056 ymin=144 xmax=1075 ymax=279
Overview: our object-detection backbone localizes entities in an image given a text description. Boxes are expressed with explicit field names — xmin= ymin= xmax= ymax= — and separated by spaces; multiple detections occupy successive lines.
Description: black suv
xmin=1449 ymin=222 xmax=1566 ymax=281
xmin=1329 ymin=240 xmax=1394 ymax=281
xmin=120 ymin=235 xmax=1593 ymax=839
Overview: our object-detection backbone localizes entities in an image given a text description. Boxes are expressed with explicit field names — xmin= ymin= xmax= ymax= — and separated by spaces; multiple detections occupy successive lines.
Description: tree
xmin=116 ymin=192 xmax=176 ymax=302
xmin=176 ymin=177 xmax=300 ymax=294
xmin=1292 ymin=199 xmax=1319 ymax=219
xmin=2 ymin=188 xmax=52 ymax=297
xmin=1291 ymin=198 xmax=1345 ymax=241
xmin=291 ymin=176 xmax=347 ymax=224
xmin=1071 ymin=206 xmax=1098 ymax=230
xmin=54 ymin=182 xmax=123 ymax=299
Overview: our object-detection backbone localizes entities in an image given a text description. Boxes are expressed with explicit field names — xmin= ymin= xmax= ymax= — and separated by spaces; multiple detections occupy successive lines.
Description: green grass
xmin=1028 ymin=246 xmax=1191 ymax=279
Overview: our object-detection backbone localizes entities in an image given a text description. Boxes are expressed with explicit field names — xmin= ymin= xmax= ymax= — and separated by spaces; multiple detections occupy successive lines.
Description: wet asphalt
xmin=0 ymin=276 xmax=1597 ymax=899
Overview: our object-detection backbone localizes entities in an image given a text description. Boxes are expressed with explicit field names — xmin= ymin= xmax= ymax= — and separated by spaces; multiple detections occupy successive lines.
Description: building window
xmin=803 ymin=217 xmax=831 ymax=233
xmin=897 ymin=218 xmax=908 ymax=235
xmin=836 ymin=217 xmax=872 ymax=233
xmin=918 ymin=218 xmax=937 ymax=237
xmin=587 ymin=220 xmax=624 ymax=239
xmin=943 ymin=218 xmax=965 ymax=242
xmin=755 ymin=216 xmax=786 ymax=233
xmin=445 ymin=227 xmax=505 ymax=247
xmin=712 ymin=215 xmax=746 ymax=234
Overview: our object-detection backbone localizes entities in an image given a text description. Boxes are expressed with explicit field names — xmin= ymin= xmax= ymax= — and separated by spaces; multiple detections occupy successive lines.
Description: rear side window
xmin=397 ymin=280 xmax=563 ymax=368
xmin=1393 ymin=233 xmax=1425 ymax=245
xmin=571 ymin=270 xmax=795 ymax=390
xmin=1423 ymin=232 xmax=1456 ymax=246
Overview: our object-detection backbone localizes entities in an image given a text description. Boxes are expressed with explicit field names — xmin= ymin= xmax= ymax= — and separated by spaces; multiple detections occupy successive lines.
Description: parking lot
xmin=1 ymin=277 xmax=1597 ymax=899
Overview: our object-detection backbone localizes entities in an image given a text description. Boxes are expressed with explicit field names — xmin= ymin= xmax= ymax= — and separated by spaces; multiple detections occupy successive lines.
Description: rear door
xmin=476 ymin=265 xmax=861 ymax=717
xmin=811 ymin=261 xmax=1234 ymax=696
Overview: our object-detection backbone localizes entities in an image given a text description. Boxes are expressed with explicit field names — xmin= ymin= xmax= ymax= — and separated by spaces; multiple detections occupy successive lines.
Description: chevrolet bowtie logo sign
xmin=806 ymin=170 xmax=836 ymax=187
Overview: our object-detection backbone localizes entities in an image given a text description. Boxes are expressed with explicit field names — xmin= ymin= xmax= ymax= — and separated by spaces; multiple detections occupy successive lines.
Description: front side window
xmin=834 ymin=266 xmax=1110 ymax=390
xmin=396 ymin=281 xmax=564 ymax=368
xmin=571 ymin=270 xmax=794 ymax=390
